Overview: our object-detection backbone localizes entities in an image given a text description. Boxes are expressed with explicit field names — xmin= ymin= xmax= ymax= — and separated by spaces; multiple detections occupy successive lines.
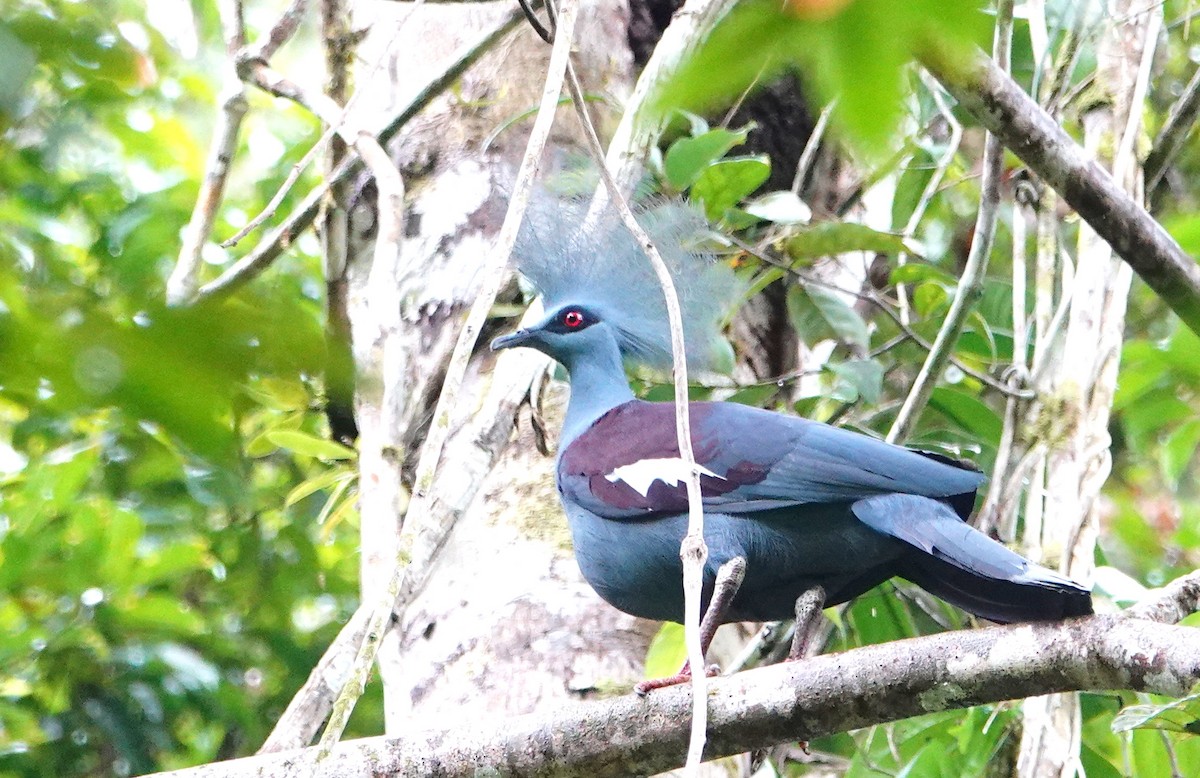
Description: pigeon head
xmin=491 ymin=303 xmax=620 ymax=369
xmin=490 ymin=198 xmax=741 ymax=375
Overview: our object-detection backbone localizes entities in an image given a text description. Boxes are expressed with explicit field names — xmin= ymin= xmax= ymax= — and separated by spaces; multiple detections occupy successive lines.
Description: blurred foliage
xmin=0 ymin=1 xmax=375 ymax=775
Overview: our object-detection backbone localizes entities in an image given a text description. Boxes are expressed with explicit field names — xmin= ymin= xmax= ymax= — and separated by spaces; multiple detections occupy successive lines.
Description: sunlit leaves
xmin=662 ymin=124 xmax=753 ymax=189
xmin=690 ymin=156 xmax=770 ymax=221
xmin=642 ymin=622 xmax=688 ymax=680
xmin=0 ymin=3 xmax=365 ymax=775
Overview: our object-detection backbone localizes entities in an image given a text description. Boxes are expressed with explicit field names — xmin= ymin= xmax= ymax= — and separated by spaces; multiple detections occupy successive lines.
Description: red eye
xmin=563 ymin=310 xmax=584 ymax=328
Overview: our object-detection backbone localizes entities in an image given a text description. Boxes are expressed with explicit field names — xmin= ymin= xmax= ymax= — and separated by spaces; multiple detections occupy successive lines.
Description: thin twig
xmin=790 ymin=101 xmax=833 ymax=195
xmin=314 ymin=0 xmax=581 ymax=756
xmin=247 ymin=0 xmax=309 ymax=62
xmin=737 ymin=242 xmax=1033 ymax=399
xmin=166 ymin=0 xmax=248 ymax=305
xmin=921 ymin=39 xmax=1200 ymax=334
xmin=221 ymin=127 xmax=332 ymax=249
xmin=190 ymin=9 xmax=523 ymax=304
xmin=887 ymin=0 xmax=1013 ymax=444
xmin=563 ymin=50 xmax=711 ymax=775
xmin=225 ymin=1 xmax=426 ymax=249
xmin=893 ymin=70 xmax=963 ymax=324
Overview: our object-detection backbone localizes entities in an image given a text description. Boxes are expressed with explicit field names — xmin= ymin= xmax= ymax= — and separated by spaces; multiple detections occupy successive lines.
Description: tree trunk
xmin=342 ymin=0 xmax=671 ymax=737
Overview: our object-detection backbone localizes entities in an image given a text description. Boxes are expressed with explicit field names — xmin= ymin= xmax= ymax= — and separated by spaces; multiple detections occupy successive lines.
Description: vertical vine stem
xmin=313 ymin=0 xmax=580 ymax=756
xmin=887 ymin=0 xmax=1013 ymax=444
xmin=166 ymin=0 xmax=247 ymax=305
xmin=562 ymin=46 xmax=711 ymax=773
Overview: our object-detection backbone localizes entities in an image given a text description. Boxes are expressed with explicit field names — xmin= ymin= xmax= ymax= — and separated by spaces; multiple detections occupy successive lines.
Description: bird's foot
xmin=634 ymin=662 xmax=721 ymax=696
xmin=788 ymin=585 xmax=827 ymax=661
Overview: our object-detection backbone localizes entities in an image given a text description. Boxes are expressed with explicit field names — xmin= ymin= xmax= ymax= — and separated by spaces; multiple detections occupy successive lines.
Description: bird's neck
xmin=560 ymin=345 xmax=635 ymax=448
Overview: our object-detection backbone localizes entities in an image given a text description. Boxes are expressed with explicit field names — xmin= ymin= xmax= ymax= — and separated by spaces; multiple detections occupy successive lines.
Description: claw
xmin=634 ymin=662 xmax=720 ymax=696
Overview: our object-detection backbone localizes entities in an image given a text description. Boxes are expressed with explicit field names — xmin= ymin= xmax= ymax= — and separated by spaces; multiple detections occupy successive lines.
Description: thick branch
xmin=920 ymin=46 xmax=1200 ymax=335
xmin=142 ymin=606 xmax=1200 ymax=778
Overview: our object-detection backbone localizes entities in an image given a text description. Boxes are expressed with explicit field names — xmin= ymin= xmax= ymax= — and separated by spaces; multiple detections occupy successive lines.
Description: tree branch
xmin=141 ymin=572 xmax=1200 ymax=778
xmin=919 ymin=45 xmax=1200 ymax=336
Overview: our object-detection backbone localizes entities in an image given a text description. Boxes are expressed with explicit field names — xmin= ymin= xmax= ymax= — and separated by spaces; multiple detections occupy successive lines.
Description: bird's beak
xmin=491 ymin=329 xmax=534 ymax=351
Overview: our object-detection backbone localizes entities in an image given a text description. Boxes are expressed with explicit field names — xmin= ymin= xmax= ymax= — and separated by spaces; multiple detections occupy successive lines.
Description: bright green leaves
xmin=690 ymin=156 xmax=771 ymax=221
xmin=660 ymin=122 xmax=770 ymax=221
xmin=642 ymin=622 xmax=688 ymax=680
xmin=1116 ymin=323 xmax=1200 ymax=488
xmin=652 ymin=0 xmax=989 ymax=153
xmin=262 ymin=430 xmax=356 ymax=461
xmin=663 ymin=124 xmax=753 ymax=189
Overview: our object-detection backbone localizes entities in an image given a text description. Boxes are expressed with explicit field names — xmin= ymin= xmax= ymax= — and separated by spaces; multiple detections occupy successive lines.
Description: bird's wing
xmin=558 ymin=400 xmax=984 ymax=520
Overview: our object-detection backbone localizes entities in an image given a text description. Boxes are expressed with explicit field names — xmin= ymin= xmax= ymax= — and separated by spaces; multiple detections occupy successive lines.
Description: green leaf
xmin=726 ymin=383 xmax=779 ymax=407
xmin=286 ymin=468 xmax=356 ymax=507
xmin=845 ymin=586 xmax=918 ymax=648
xmin=1166 ymin=325 xmax=1200 ymax=381
xmin=1162 ymin=419 xmax=1200 ymax=488
xmin=248 ymin=377 xmax=310 ymax=412
xmin=1080 ymin=744 xmax=1126 ymax=778
xmin=663 ymin=126 xmax=752 ymax=189
xmin=892 ymin=148 xmax=936 ymax=228
xmin=264 ymin=430 xmax=356 ymax=461
xmin=889 ymin=262 xmax=955 ymax=286
xmin=1166 ymin=212 xmax=1200 ymax=256
xmin=690 ymin=156 xmax=771 ymax=220
xmin=117 ymin=595 xmax=206 ymax=638
xmin=784 ymin=222 xmax=914 ymax=261
xmin=829 ymin=359 xmax=884 ymax=404
xmin=787 ymin=284 xmax=871 ymax=349
xmin=912 ymin=282 xmax=949 ymax=318
xmin=651 ymin=0 xmax=988 ymax=153
xmin=643 ymin=622 xmax=687 ymax=679
xmin=929 ymin=386 xmax=1003 ymax=448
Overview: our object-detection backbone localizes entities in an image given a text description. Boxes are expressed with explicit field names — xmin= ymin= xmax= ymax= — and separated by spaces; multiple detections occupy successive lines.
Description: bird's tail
xmin=851 ymin=494 xmax=1093 ymax=623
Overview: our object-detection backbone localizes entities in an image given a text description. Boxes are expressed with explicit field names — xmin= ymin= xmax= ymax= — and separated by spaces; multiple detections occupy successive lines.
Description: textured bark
xmin=145 ymin=601 xmax=1200 ymax=778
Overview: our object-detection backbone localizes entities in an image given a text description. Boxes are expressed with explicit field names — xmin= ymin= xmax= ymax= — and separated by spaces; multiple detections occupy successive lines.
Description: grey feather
xmin=515 ymin=197 xmax=741 ymax=372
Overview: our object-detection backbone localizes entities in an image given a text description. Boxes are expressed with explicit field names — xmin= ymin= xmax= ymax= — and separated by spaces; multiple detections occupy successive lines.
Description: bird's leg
xmin=634 ymin=556 xmax=747 ymax=696
xmin=787 ymin=585 xmax=826 ymax=661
